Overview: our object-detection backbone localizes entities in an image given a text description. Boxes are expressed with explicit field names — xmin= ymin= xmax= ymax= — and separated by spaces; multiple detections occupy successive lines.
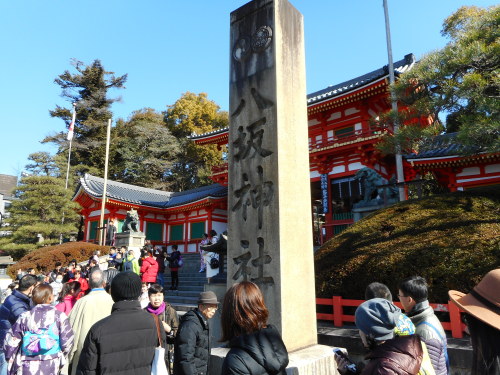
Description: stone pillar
xmin=228 ymin=0 xmax=316 ymax=351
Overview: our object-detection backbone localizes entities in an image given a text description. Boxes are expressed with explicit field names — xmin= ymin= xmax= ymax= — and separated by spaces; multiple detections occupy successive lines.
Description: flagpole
xmin=383 ymin=0 xmax=406 ymax=201
xmin=60 ymin=103 xmax=77 ymax=244
xmin=99 ymin=119 xmax=112 ymax=246
xmin=65 ymin=102 xmax=77 ymax=190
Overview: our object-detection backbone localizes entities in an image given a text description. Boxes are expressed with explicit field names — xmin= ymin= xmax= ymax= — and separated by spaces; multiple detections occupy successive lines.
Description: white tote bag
xmin=151 ymin=314 xmax=169 ymax=375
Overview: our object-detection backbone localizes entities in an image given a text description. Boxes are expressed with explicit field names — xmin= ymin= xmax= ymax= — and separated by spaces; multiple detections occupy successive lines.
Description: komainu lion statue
xmin=355 ymin=167 xmax=398 ymax=205
xmin=122 ymin=208 xmax=140 ymax=233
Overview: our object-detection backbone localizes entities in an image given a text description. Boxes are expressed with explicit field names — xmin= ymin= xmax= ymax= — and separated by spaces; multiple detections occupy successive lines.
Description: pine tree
xmin=43 ymin=59 xmax=127 ymax=178
xmin=0 ymin=153 xmax=80 ymax=259
xmin=380 ymin=5 xmax=499 ymax=155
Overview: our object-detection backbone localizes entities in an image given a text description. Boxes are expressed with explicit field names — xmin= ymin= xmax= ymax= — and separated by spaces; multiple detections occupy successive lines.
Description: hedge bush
xmin=315 ymin=186 xmax=500 ymax=303
xmin=8 ymin=242 xmax=110 ymax=278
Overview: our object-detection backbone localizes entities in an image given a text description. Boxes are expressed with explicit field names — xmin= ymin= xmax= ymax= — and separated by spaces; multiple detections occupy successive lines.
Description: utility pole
xmin=60 ymin=103 xmax=77 ymax=244
xmin=98 ymin=119 xmax=112 ymax=246
xmin=383 ymin=0 xmax=406 ymax=201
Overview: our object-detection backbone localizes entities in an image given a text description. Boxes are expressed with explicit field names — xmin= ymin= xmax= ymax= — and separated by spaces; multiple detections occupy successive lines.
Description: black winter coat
xmin=222 ymin=325 xmax=289 ymax=375
xmin=174 ymin=309 xmax=210 ymax=375
xmin=76 ymin=300 xmax=166 ymax=375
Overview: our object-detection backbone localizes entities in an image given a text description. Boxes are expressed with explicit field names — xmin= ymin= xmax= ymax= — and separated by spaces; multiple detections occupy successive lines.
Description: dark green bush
xmin=315 ymin=187 xmax=500 ymax=303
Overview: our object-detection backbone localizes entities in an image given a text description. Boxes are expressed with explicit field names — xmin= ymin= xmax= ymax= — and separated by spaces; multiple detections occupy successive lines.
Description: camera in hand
xmin=333 ymin=348 xmax=357 ymax=374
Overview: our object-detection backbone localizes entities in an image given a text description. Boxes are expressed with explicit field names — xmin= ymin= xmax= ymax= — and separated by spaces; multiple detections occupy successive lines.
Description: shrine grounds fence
xmin=316 ymin=296 xmax=466 ymax=338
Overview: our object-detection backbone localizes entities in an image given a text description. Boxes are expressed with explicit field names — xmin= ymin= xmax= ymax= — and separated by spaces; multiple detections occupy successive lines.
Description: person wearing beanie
xmin=174 ymin=291 xmax=219 ymax=375
xmin=67 ymin=269 xmax=113 ymax=375
xmin=76 ymin=272 xmax=166 ymax=375
xmin=337 ymin=298 xmax=424 ymax=375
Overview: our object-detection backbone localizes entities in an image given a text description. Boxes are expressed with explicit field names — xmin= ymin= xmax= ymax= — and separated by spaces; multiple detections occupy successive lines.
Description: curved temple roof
xmin=307 ymin=53 xmax=416 ymax=106
xmin=75 ymin=174 xmax=227 ymax=209
xmin=189 ymin=53 xmax=416 ymax=141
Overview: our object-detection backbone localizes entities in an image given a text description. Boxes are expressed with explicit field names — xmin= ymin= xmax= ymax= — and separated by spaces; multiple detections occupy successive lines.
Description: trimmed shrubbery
xmin=8 ymin=242 xmax=110 ymax=278
xmin=315 ymin=186 xmax=500 ymax=303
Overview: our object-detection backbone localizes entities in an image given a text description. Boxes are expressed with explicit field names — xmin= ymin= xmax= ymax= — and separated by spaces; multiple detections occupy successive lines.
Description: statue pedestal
xmin=352 ymin=204 xmax=386 ymax=222
xmin=115 ymin=232 xmax=146 ymax=259
xmin=352 ymin=198 xmax=398 ymax=222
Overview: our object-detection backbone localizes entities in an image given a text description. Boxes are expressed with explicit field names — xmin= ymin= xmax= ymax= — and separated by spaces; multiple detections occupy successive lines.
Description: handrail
xmin=316 ymin=296 xmax=466 ymax=338
xmin=309 ymin=128 xmax=389 ymax=151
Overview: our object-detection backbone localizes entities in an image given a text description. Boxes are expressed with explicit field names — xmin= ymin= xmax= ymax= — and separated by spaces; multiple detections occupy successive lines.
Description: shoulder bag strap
xmin=152 ymin=314 xmax=163 ymax=348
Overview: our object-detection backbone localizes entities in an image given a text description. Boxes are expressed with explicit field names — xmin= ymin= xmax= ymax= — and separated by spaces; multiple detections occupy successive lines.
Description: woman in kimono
xmin=4 ymin=284 xmax=74 ymax=374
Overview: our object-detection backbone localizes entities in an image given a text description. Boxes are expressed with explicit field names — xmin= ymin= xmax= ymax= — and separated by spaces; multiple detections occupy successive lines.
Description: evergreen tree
xmin=43 ymin=59 xmax=127 ymax=178
xmin=0 ymin=153 xmax=80 ymax=259
xmin=380 ymin=5 xmax=499 ymax=155
xmin=164 ymin=92 xmax=228 ymax=191
xmin=112 ymin=108 xmax=180 ymax=190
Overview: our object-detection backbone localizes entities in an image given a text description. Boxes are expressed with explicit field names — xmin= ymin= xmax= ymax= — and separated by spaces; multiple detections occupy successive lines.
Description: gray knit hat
xmin=198 ymin=291 xmax=218 ymax=305
xmin=355 ymin=298 xmax=401 ymax=341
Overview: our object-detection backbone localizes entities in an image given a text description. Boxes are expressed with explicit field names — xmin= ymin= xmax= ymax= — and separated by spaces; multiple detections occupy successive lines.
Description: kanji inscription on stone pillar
xmin=227 ymin=0 xmax=316 ymax=351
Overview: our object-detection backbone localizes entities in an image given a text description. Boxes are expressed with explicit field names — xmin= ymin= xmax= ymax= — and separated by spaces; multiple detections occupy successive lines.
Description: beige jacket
xmin=67 ymin=289 xmax=114 ymax=375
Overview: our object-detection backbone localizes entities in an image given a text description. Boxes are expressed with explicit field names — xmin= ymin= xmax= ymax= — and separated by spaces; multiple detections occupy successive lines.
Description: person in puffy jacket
xmin=398 ymin=276 xmax=449 ymax=375
xmin=174 ymin=291 xmax=219 ymax=375
xmin=0 ymin=274 xmax=38 ymax=375
xmin=337 ymin=298 xmax=424 ymax=375
xmin=221 ymin=281 xmax=289 ymax=375
xmin=122 ymin=250 xmax=140 ymax=275
xmin=76 ymin=271 xmax=166 ymax=375
xmin=140 ymin=248 xmax=159 ymax=285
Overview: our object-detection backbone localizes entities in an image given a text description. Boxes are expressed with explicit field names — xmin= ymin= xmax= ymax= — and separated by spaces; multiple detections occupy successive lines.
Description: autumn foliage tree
xmin=164 ymin=92 xmax=229 ymax=191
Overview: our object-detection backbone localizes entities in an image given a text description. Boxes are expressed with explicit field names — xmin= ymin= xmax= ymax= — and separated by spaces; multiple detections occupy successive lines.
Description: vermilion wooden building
xmin=73 ymin=174 xmax=228 ymax=252
xmin=74 ymin=54 xmax=500 ymax=250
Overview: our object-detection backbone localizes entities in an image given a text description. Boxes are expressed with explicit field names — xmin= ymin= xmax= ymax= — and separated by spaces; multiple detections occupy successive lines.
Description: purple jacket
xmin=4 ymin=304 xmax=74 ymax=374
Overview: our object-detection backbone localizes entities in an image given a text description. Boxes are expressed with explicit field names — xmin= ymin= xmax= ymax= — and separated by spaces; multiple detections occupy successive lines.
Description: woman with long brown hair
xmin=221 ymin=281 xmax=289 ymax=375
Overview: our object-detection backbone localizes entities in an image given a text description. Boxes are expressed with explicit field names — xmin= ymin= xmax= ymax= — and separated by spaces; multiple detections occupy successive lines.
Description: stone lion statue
xmin=355 ymin=167 xmax=398 ymax=205
xmin=122 ymin=208 xmax=140 ymax=233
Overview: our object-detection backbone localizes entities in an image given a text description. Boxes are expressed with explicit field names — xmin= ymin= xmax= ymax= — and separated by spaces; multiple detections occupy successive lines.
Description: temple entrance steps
xmin=164 ymin=253 xmax=207 ymax=312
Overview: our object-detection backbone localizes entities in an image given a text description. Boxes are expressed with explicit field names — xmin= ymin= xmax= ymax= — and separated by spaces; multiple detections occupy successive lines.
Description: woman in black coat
xmin=221 ymin=281 xmax=289 ymax=375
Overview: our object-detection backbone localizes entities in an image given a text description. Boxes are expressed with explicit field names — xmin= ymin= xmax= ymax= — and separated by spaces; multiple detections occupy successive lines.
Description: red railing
xmin=211 ymin=163 xmax=228 ymax=174
xmin=316 ymin=296 xmax=466 ymax=338
xmin=309 ymin=128 xmax=389 ymax=151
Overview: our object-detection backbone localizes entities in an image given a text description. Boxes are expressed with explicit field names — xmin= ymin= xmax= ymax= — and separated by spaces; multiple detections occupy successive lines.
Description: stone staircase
xmin=164 ymin=253 xmax=207 ymax=312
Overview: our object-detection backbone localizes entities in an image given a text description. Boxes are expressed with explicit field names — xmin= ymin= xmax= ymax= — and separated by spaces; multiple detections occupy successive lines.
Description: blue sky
xmin=0 ymin=0 xmax=495 ymax=177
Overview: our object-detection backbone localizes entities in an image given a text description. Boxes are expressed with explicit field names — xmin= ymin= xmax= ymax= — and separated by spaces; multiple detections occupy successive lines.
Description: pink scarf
xmin=146 ymin=302 xmax=166 ymax=315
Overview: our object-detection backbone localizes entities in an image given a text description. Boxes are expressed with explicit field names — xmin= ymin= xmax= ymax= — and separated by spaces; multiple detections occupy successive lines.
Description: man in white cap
xmin=174 ymin=291 xmax=219 ymax=375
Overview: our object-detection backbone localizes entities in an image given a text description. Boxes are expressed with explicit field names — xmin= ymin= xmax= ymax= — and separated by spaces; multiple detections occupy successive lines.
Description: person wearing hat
xmin=67 ymin=269 xmax=114 ymax=375
xmin=449 ymin=269 xmax=500 ymax=375
xmin=337 ymin=298 xmax=424 ymax=375
xmin=174 ymin=291 xmax=219 ymax=375
xmin=76 ymin=271 xmax=166 ymax=375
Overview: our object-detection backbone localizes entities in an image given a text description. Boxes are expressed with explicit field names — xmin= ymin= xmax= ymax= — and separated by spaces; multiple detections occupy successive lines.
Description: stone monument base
xmin=210 ymin=345 xmax=338 ymax=375
xmin=115 ymin=232 xmax=146 ymax=259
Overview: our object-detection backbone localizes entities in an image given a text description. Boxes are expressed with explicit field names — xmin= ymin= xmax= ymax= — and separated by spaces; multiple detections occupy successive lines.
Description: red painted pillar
xmin=448 ymin=301 xmax=464 ymax=338
xmin=333 ymin=296 xmax=343 ymax=327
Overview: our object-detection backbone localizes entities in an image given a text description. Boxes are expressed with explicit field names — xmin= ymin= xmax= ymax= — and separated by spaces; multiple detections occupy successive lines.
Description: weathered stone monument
xmin=209 ymin=0 xmax=337 ymax=372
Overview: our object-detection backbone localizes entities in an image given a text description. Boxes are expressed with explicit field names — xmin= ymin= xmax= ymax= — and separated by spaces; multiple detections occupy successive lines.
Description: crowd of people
xmin=0 ymin=244 xmax=498 ymax=375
